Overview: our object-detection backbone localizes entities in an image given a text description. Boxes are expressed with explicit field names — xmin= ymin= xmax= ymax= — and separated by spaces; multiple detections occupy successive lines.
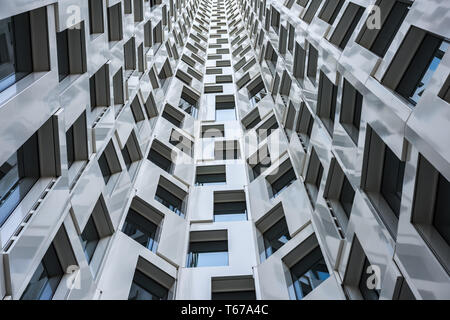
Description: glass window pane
xmin=187 ymin=240 xmax=228 ymax=267
xmin=263 ymin=217 xmax=291 ymax=258
xmin=128 ymin=270 xmax=169 ymax=300
xmin=21 ymin=243 xmax=63 ymax=300
xmin=80 ymin=215 xmax=100 ymax=263
xmin=290 ymin=246 xmax=330 ymax=300
xmin=122 ymin=208 xmax=158 ymax=252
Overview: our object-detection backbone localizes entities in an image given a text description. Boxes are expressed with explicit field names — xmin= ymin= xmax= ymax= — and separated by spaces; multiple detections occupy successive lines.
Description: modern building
xmin=0 ymin=0 xmax=449 ymax=300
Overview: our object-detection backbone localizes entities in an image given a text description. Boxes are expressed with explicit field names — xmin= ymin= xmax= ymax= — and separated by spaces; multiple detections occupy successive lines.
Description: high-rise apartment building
xmin=0 ymin=0 xmax=449 ymax=300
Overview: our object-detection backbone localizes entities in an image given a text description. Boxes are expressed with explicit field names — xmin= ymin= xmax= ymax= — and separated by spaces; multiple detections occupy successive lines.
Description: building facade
xmin=0 ymin=0 xmax=449 ymax=300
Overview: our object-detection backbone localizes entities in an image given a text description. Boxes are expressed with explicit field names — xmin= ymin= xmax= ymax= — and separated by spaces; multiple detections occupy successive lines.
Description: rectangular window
xmin=154 ymin=177 xmax=186 ymax=217
xmin=107 ymin=3 xmax=123 ymax=42
xmin=362 ymin=126 xmax=404 ymax=237
xmin=290 ymin=246 xmax=330 ymax=300
xmin=122 ymin=208 xmax=160 ymax=252
xmin=214 ymin=191 xmax=247 ymax=222
xmin=187 ymin=231 xmax=228 ymax=267
xmin=66 ymin=126 xmax=75 ymax=169
xmin=80 ymin=215 xmax=100 ymax=263
xmin=196 ymin=165 xmax=226 ymax=186
xmin=178 ymin=93 xmax=199 ymax=119
xmin=148 ymin=140 xmax=174 ymax=173
xmin=56 ymin=29 xmax=69 ymax=81
xmin=20 ymin=243 xmax=63 ymax=300
xmin=211 ymin=276 xmax=256 ymax=300
xmin=329 ymin=3 xmax=364 ymax=50
xmin=88 ymin=0 xmax=105 ymax=34
xmin=248 ymin=145 xmax=271 ymax=180
xmin=302 ymin=0 xmax=323 ymax=24
xmin=214 ymin=140 xmax=240 ymax=160
xmin=396 ymin=35 xmax=448 ymax=105
xmin=21 ymin=226 xmax=76 ymax=300
xmin=340 ymin=176 xmax=356 ymax=218
xmin=202 ymin=124 xmax=225 ymax=138
xmin=270 ymin=167 xmax=296 ymax=198
xmin=340 ymin=79 xmax=363 ymax=144
xmin=317 ymin=71 xmax=338 ymax=136
xmin=0 ymin=133 xmax=40 ymax=227
xmin=306 ymin=43 xmax=318 ymax=84
xmin=295 ymin=102 xmax=314 ymax=151
xmin=305 ymin=148 xmax=324 ymax=208
xmin=128 ymin=270 xmax=169 ymax=300
xmin=318 ymin=0 xmax=344 ymax=25
xmin=256 ymin=115 xmax=279 ymax=142
xmin=0 ymin=12 xmax=33 ymax=92
xmin=162 ymin=104 xmax=184 ymax=127
xmin=380 ymin=146 xmax=405 ymax=218
xmin=263 ymin=217 xmax=291 ymax=258
xmin=98 ymin=152 xmax=112 ymax=185
xmin=357 ymin=0 xmax=410 ymax=57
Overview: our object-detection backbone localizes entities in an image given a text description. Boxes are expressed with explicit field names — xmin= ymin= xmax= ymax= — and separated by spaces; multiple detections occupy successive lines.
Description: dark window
xmin=249 ymin=84 xmax=267 ymax=108
xmin=396 ymin=36 xmax=448 ymax=105
xmin=433 ymin=174 xmax=450 ymax=246
xmin=214 ymin=201 xmax=247 ymax=222
xmin=306 ymin=44 xmax=318 ymax=84
xmin=122 ymin=208 xmax=158 ymax=252
xmin=20 ymin=243 xmax=63 ymax=300
xmin=340 ymin=79 xmax=363 ymax=144
xmin=196 ymin=172 xmax=226 ymax=186
xmin=380 ymin=146 xmax=405 ymax=218
xmin=107 ymin=3 xmax=123 ymax=42
xmin=128 ymin=270 xmax=168 ymax=300
xmin=271 ymin=167 xmax=296 ymax=197
xmin=98 ymin=152 xmax=112 ymax=185
xmin=329 ymin=3 xmax=364 ymax=50
xmin=212 ymin=290 xmax=256 ymax=300
xmin=88 ymin=0 xmax=104 ymax=34
xmin=257 ymin=117 xmax=279 ymax=142
xmin=358 ymin=257 xmax=380 ymax=300
xmin=162 ymin=109 xmax=182 ymax=127
xmin=302 ymin=0 xmax=323 ymax=24
xmin=66 ymin=126 xmax=75 ymax=168
xmin=340 ymin=176 xmax=355 ymax=217
xmin=148 ymin=148 xmax=173 ymax=173
xmin=317 ymin=72 xmax=338 ymax=136
xmin=80 ymin=215 xmax=100 ymax=263
xmin=202 ymin=125 xmax=225 ymax=138
xmin=0 ymin=133 xmax=40 ymax=227
xmin=187 ymin=240 xmax=228 ymax=267
xmin=0 ymin=13 xmax=33 ymax=93
xmin=263 ymin=217 xmax=291 ymax=258
xmin=318 ymin=0 xmax=344 ymax=25
xmin=215 ymin=141 xmax=240 ymax=160
xmin=56 ymin=30 xmax=69 ymax=81
xmin=357 ymin=0 xmax=410 ymax=57
xmin=121 ymin=145 xmax=132 ymax=170
xmin=178 ymin=95 xmax=198 ymax=119
xmin=154 ymin=185 xmax=184 ymax=217
xmin=290 ymin=246 xmax=330 ymax=300
xmin=251 ymin=154 xmax=271 ymax=179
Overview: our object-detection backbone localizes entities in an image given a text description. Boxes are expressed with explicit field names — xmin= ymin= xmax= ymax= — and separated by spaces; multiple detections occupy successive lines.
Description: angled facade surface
xmin=0 ymin=0 xmax=449 ymax=300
